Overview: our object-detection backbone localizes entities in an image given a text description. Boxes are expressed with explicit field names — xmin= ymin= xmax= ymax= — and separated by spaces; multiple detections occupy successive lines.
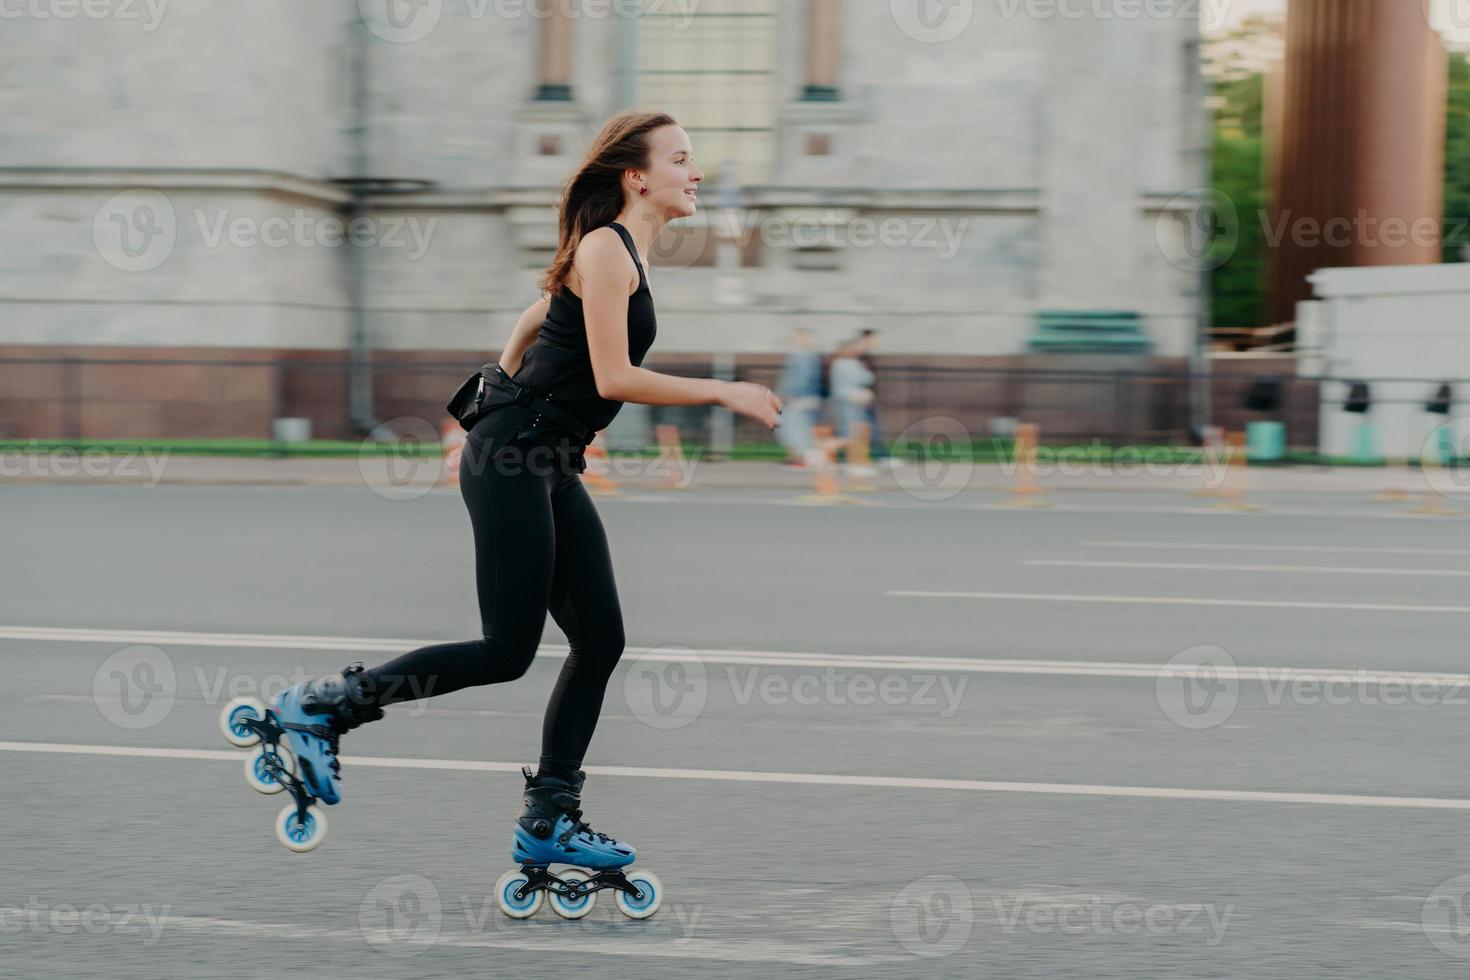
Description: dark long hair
xmin=538 ymin=110 xmax=679 ymax=297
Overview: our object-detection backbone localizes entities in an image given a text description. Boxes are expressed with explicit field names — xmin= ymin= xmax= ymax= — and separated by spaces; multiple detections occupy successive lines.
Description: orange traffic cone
xmin=846 ymin=421 xmax=877 ymax=492
xmin=1000 ymin=422 xmax=1048 ymax=507
xmin=798 ymin=425 xmax=859 ymax=504
xmin=1209 ymin=431 xmax=1262 ymax=512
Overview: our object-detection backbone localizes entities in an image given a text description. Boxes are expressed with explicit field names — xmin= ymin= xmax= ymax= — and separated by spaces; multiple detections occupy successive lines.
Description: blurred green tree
xmin=1443 ymin=52 xmax=1470 ymax=262
xmin=1209 ymin=69 xmax=1266 ymax=330
xmin=1205 ymin=23 xmax=1469 ymax=331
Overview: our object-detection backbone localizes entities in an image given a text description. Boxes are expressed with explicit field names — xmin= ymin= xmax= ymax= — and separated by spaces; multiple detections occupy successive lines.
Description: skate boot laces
xmin=559 ymin=807 xmax=616 ymax=846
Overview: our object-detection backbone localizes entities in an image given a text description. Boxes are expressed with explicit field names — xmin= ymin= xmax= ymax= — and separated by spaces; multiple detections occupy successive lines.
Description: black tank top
xmin=511 ymin=222 xmax=658 ymax=432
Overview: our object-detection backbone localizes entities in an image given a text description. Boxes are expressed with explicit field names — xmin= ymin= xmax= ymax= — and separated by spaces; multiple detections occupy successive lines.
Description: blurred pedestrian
xmin=830 ymin=337 xmax=875 ymax=474
xmin=776 ymin=327 xmax=823 ymax=467
xmin=856 ymin=328 xmax=898 ymax=466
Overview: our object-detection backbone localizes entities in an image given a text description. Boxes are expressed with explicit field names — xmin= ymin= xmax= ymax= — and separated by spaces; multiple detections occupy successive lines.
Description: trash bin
xmin=1349 ymin=420 xmax=1377 ymax=463
xmin=1245 ymin=421 xmax=1285 ymax=463
xmin=273 ymin=417 xmax=312 ymax=443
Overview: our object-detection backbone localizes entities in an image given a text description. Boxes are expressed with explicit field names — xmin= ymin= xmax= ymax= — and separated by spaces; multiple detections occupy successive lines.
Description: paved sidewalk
xmin=1 ymin=448 xmax=1465 ymax=499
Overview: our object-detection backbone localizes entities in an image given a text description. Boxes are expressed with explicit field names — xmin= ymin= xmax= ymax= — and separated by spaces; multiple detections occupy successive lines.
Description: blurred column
xmin=535 ymin=3 xmax=575 ymax=101
xmin=802 ymin=0 xmax=842 ymax=101
xmin=1037 ymin=12 xmax=1138 ymax=310
xmin=1266 ymin=0 xmax=1446 ymax=324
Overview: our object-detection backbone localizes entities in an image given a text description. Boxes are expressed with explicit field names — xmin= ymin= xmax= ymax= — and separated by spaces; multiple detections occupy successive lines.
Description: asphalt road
xmin=4 ymin=482 xmax=1470 ymax=978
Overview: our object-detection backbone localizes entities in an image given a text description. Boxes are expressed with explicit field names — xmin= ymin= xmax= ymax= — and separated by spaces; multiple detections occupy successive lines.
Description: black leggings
xmin=364 ymin=405 xmax=625 ymax=774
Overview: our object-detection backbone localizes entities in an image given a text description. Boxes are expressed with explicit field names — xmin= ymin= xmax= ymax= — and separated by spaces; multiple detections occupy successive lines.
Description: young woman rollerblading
xmin=220 ymin=111 xmax=782 ymax=918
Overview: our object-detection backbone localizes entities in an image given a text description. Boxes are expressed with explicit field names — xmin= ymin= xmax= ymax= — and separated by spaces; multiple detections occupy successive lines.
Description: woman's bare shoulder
xmin=572 ymin=226 xmax=638 ymax=292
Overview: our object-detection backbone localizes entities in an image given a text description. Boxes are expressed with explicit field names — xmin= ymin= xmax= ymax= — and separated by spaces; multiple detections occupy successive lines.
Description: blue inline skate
xmin=218 ymin=664 xmax=382 ymax=852
xmin=495 ymin=767 xmax=662 ymax=919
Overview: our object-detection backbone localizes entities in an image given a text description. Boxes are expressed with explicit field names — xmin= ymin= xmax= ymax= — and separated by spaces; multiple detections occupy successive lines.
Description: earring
xmin=639 ymin=185 xmax=648 ymax=196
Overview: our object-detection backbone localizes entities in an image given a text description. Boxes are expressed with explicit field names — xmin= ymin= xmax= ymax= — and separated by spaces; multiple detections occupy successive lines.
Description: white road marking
xmin=1361 ymin=921 xmax=1451 ymax=934
xmin=4 ymin=624 xmax=1468 ymax=685
xmin=959 ymin=503 xmax=1459 ymax=520
xmin=888 ymin=590 xmax=1470 ymax=615
xmin=1085 ymin=540 xmax=1470 ymax=557
xmin=156 ymin=914 xmax=897 ymax=966
xmin=1027 ymin=559 xmax=1470 ymax=578
xmin=1 ymin=739 xmax=1467 ymax=811
xmin=601 ymin=495 xmax=1463 ymax=520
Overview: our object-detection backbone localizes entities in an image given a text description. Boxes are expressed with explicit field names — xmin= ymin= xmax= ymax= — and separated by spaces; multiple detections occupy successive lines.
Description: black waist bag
xmin=446 ymin=363 xmax=594 ymax=445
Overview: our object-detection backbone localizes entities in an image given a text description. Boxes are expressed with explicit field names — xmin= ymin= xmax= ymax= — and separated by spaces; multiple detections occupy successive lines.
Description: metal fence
xmin=7 ymin=354 xmax=1453 ymax=454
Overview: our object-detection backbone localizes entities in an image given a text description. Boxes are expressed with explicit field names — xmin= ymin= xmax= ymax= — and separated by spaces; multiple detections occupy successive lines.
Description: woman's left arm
xmin=497 ymin=296 xmax=551 ymax=376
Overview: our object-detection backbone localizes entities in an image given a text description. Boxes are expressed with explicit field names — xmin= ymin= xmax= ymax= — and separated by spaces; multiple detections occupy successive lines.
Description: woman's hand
xmin=720 ymin=381 xmax=784 ymax=430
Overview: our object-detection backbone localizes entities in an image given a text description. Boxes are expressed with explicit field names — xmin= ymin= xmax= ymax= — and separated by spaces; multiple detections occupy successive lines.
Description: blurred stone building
xmin=0 ymin=0 xmax=1208 ymax=438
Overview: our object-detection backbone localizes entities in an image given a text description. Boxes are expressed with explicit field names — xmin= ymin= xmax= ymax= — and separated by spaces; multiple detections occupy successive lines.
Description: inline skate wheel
xmin=495 ymin=869 xmax=544 ymax=919
xmin=274 ymin=804 xmax=327 ymax=853
xmin=220 ymin=697 xmax=266 ymax=748
xmin=548 ymin=869 xmax=596 ymax=920
xmin=614 ymin=869 xmax=662 ymax=920
xmin=243 ymin=743 xmax=296 ymax=795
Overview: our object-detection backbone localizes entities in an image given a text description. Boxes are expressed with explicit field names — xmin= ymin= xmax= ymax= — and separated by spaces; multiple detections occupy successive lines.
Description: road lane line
xmin=2 ymin=740 xmax=1467 ymax=811
xmin=1085 ymin=540 xmax=1470 ymax=557
xmin=1026 ymin=559 xmax=1470 ymax=578
xmin=887 ymin=591 xmax=1470 ymax=614
xmin=5 ymin=624 xmax=1470 ymax=685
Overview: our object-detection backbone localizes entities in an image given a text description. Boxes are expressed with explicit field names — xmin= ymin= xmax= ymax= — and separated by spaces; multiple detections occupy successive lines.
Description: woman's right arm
xmin=497 ymin=295 xmax=551 ymax=377
xmin=578 ymin=229 xmax=782 ymax=429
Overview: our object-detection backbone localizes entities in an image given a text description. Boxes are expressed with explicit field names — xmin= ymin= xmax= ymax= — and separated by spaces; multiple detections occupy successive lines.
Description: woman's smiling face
xmin=637 ymin=124 xmax=705 ymax=218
